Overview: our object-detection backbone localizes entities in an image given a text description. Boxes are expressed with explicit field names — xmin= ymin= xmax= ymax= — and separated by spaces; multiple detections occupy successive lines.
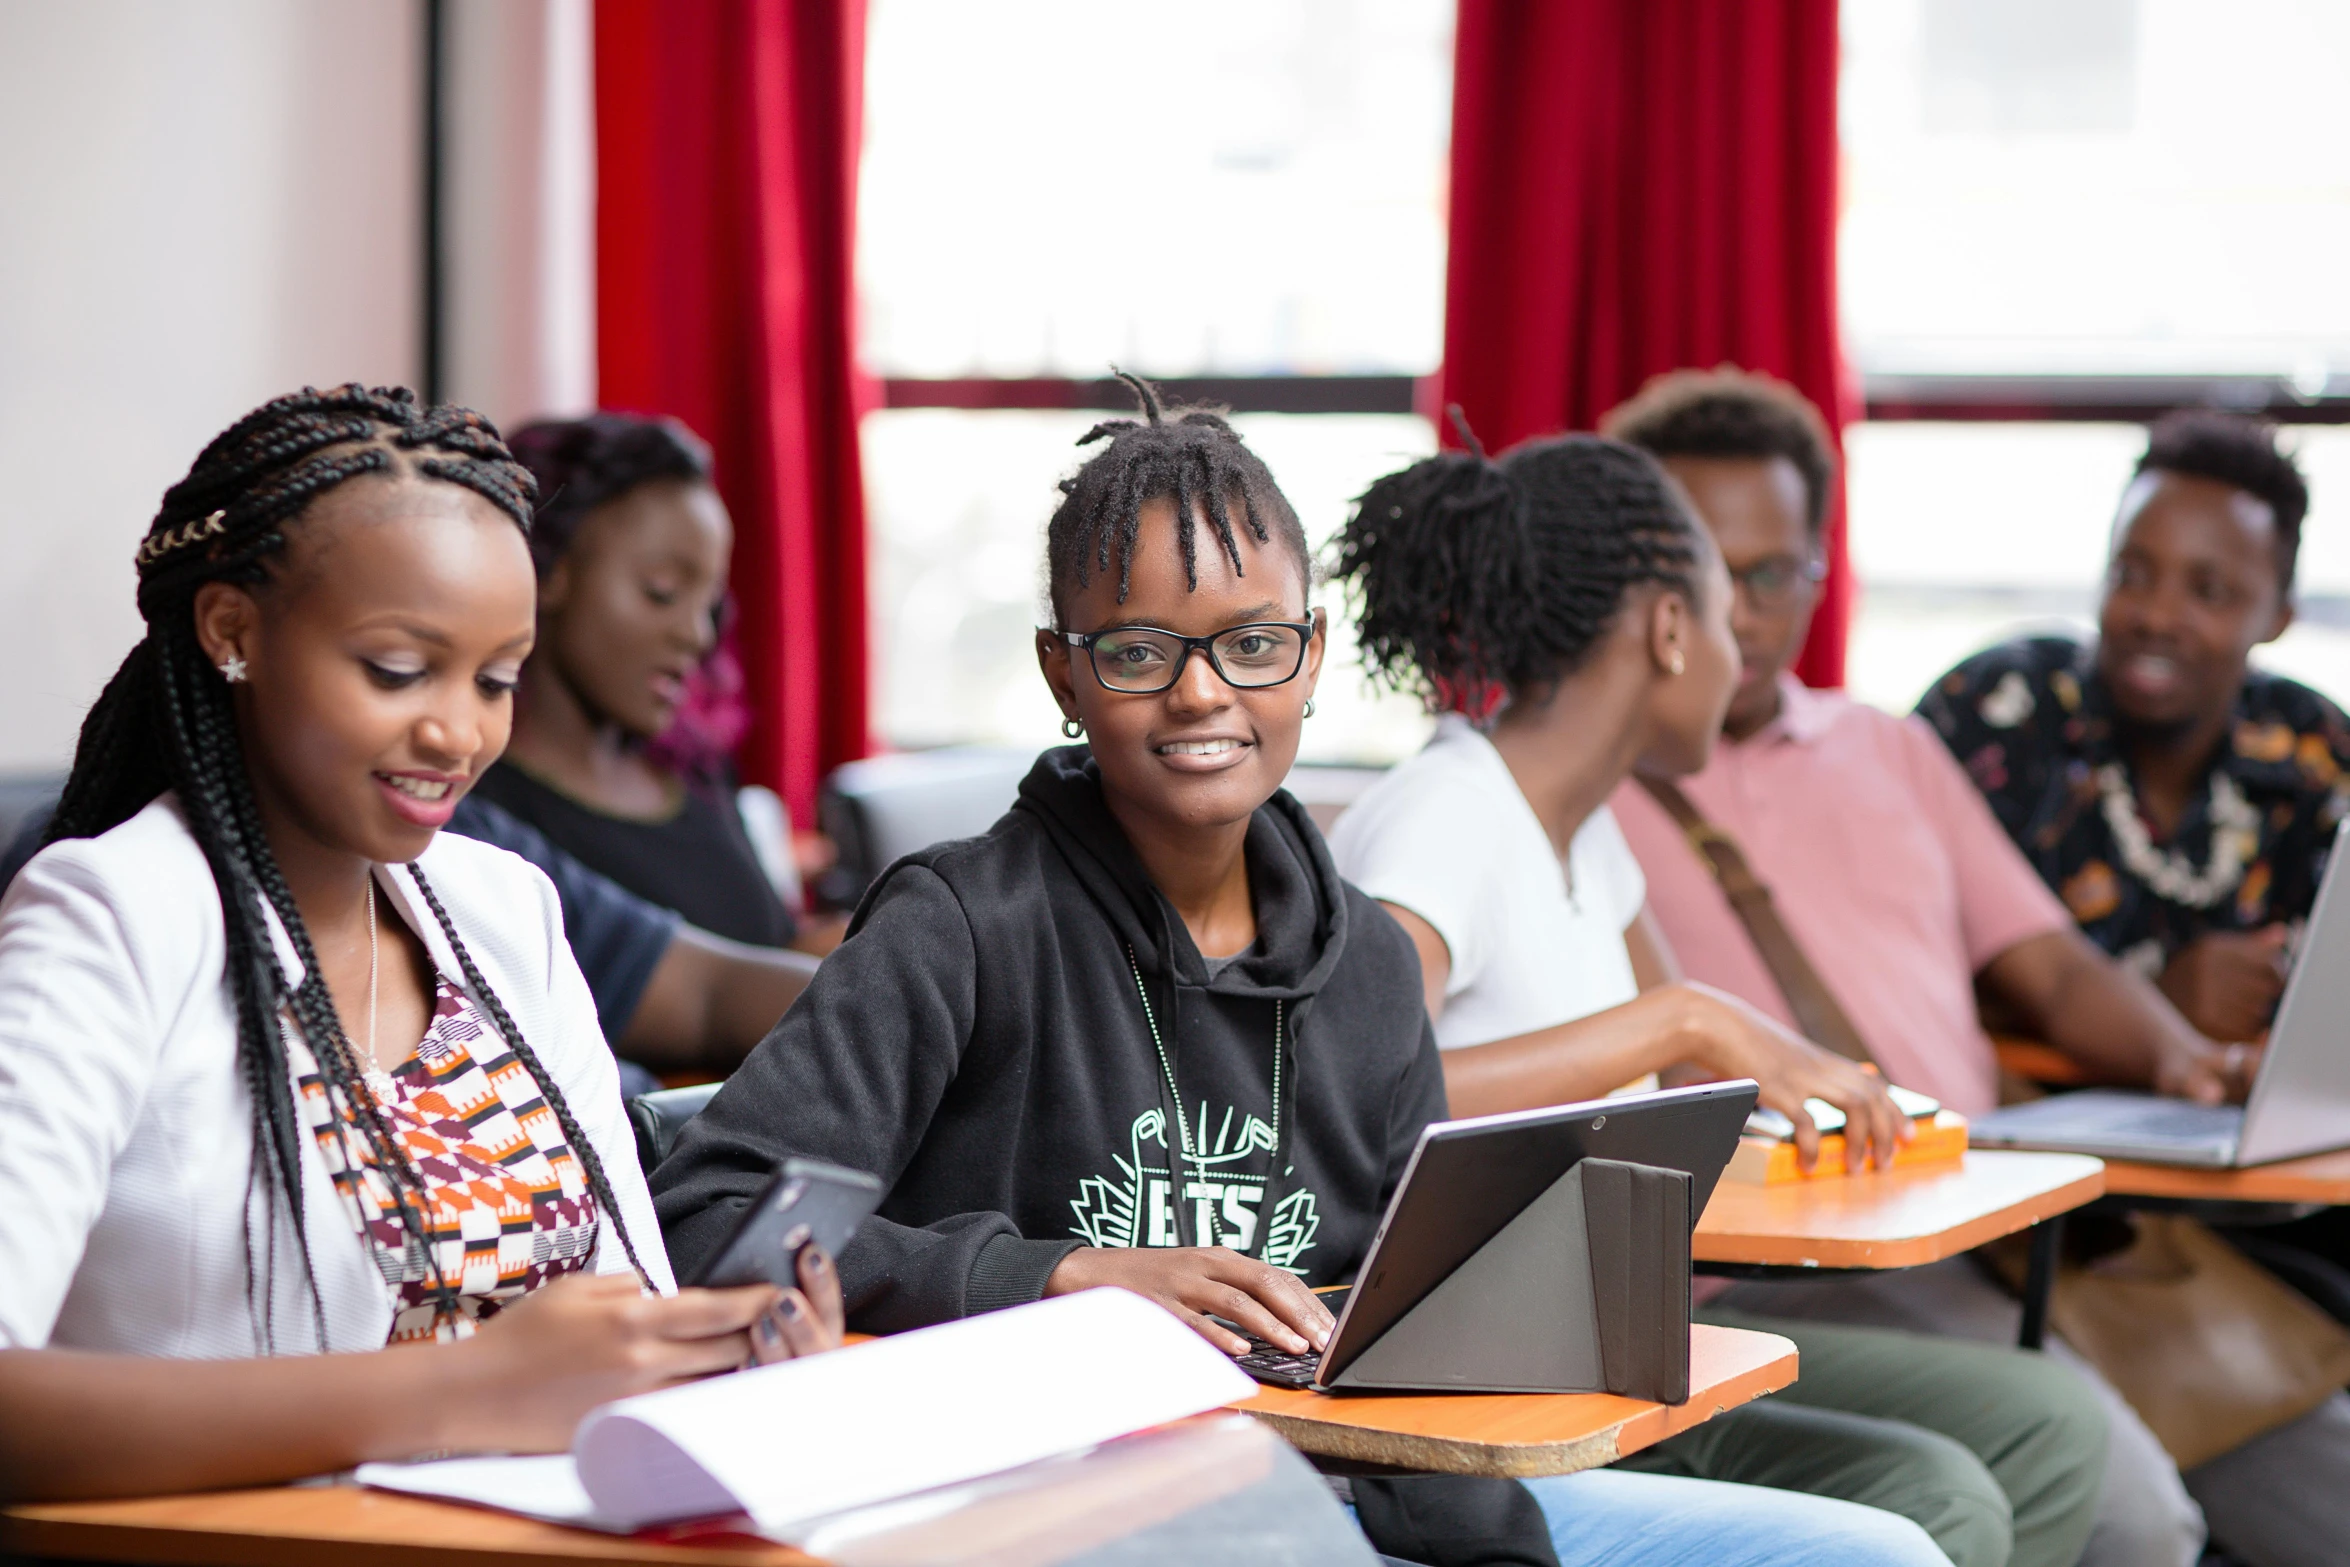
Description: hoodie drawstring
xmin=1127 ymin=945 xmax=1286 ymax=1259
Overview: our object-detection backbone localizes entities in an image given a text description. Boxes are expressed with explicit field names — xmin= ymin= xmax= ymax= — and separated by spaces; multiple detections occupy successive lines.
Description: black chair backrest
xmin=626 ymin=1082 xmax=724 ymax=1175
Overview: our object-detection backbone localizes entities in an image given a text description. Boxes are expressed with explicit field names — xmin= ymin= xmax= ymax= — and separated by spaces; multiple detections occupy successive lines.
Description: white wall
xmin=444 ymin=0 xmax=596 ymax=431
xmin=0 ymin=0 xmax=423 ymax=772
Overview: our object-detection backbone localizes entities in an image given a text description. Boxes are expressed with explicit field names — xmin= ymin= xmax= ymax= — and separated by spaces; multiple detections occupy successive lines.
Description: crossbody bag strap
xmin=1633 ymin=773 xmax=1876 ymax=1066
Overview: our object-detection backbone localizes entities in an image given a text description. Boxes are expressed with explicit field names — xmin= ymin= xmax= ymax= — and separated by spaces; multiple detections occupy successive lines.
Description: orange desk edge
xmin=1693 ymin=1148 xmax=2105 ymax=1269
xmin=0 ymin=1484 xmax=820 ymax=1567
xmin=1237 ymin=1322 xmax=1796 ymax=1477
xmin=2100 ymin=1145 xmax=2350 ymax=1205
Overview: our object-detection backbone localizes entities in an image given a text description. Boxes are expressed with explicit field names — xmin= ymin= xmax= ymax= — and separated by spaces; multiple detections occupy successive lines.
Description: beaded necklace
xmin=2094 ymin=762 xmax=2261 ymax=909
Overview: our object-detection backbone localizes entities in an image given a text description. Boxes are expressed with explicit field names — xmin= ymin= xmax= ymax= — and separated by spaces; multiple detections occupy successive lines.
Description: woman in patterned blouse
xmin=0 ymin=387 xmax=840 ymax=1503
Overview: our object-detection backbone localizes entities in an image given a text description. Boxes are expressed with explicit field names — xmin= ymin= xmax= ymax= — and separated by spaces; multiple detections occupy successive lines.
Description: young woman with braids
xmin=0 ymin=385 xmax=839 ymax=1504
xmin=652 ymin=377 xmax=1946 ymax=1567
xmin=1326 ymin=431 xmax=2110 ymax=1567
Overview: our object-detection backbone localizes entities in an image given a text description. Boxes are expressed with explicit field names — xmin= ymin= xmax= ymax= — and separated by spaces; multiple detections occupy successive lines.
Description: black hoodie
xmin=651 ymin=746 xmax=1447 ymax=1332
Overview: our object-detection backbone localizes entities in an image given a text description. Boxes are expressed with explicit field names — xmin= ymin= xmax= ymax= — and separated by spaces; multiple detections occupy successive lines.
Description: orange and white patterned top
xmin=288 ymin=977 xmax=600 ymax=1343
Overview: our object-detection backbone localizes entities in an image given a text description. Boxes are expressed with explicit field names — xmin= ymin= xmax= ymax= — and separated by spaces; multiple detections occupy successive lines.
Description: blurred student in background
xmin=1919 ymin=412 xmax=2347 ymax=1044
xmin=1606 ymin=371 xmax=2350 ymax=1567
xmin=1325 ymin=428 xmax=2107 ymax=1567
xmin=0 ymin=386 xmax=836 ymax=1504
xmin=489 ymin=414 xmax=824 ymax=953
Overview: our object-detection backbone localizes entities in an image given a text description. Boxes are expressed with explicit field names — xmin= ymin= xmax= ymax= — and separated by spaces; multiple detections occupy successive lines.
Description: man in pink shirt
xmin=1597 ymin=370 xmax=2338 ymax=1567
xmin=1600 ymin=371 xmax=2231 ymax=1118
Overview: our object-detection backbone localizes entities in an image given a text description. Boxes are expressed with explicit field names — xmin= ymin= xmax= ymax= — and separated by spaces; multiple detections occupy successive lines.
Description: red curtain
xmin=1439 ymin=0 xmax=1853 ymax=686
xmin=595 ymin=0 xmax=872 ymax=823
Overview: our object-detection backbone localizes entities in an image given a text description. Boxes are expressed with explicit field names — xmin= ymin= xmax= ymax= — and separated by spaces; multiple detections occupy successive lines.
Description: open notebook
xmin=356 ymin=1288 xmax=1253 ymax=1541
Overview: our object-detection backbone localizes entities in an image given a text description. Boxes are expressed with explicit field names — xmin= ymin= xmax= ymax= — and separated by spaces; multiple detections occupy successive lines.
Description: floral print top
xmin=1916 ymin=635 xmax=2350 ymax=980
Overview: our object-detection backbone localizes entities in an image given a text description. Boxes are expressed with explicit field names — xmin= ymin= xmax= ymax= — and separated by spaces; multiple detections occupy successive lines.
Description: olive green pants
xmin=1611 ymin=1307 xmax=2108 ymax=1567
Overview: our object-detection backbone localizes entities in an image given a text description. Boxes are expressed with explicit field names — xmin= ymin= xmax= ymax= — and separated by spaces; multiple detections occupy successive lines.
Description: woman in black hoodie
xmin=651 ymin=380 xmax=1944 ymax=1567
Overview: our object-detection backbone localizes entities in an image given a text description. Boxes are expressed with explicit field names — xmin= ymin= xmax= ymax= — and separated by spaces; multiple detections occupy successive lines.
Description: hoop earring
xmin=1666 ymin=650 xmax=1685 ymax=677
xmin=219 ymin=656 xmax=248 ymax=684
xmin=1061 ymin=717 xmax=1084 ymax=739
xmin=1302 ymin=699 xmax=1316 ymax=719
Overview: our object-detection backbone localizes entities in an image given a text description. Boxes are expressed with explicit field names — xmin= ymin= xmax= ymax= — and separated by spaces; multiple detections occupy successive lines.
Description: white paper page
xmin=355 ymin=1455 xmax=620 ymax=1530
xmin=576 ymin=1287 xmax=1254 ymax=1532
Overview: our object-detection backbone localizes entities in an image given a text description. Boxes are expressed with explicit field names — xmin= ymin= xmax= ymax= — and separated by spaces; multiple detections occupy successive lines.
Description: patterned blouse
xmin=1916 ymin=635 xmax=2350 ymax=979
xmin=289 ymin=976 xmax=601 ymax=1343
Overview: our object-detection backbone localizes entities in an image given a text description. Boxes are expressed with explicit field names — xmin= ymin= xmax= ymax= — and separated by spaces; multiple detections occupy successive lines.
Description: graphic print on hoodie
xmin=650 ymin=746 xmax=1446 ymax=1334
xmin=1068 ymin=1090 xmax=1321 ymax=1269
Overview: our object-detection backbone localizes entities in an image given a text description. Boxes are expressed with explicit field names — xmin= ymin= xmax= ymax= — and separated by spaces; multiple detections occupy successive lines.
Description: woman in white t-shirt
xmin=1328 ymin=433 xmax=1904 ymax=1163
xmin=1325 ymin=433 xmax=2120 ymax=1567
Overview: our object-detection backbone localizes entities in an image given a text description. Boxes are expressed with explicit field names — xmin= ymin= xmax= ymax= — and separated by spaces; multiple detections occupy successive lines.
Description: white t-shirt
xmin=1330 ymin=717 xmax=1647 ymax=1050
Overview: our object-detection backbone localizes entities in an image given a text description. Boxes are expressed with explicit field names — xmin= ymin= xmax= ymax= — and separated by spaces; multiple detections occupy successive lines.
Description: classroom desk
xmin=2100 ymin=1147 xmax=2350 ymax=1205
xmin=0 ymin=1414 xmax=1372 ymax=1567
xmin=1236 ymin=1322 xmax=1797 ymax=1477
xmin=1693 ymin=1149 xmax=2107 ymax=1349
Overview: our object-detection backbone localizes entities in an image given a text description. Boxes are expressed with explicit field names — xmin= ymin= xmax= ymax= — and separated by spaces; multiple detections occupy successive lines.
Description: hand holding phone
xmin=688 ymin=1157 xmax=883 ymax=1290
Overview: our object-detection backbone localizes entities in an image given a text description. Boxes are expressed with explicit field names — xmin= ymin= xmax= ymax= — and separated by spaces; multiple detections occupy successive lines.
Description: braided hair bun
xmin=1330 ymin=424 xmax=1705 ymax=718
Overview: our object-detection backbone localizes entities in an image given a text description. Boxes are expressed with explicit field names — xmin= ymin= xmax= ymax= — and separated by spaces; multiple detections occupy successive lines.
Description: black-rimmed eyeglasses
xmin=1059 ymin=611 xmax=1320 ymax=695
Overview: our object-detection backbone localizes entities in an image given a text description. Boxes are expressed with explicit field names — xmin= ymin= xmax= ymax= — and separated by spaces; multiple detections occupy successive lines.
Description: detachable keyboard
xmin=1225 ymin=1286 xmax=1349 ymax=1389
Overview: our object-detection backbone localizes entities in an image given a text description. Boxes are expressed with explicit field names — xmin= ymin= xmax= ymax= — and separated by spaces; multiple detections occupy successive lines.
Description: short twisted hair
xmin=1044 ymin=373 xmax=1309 ymax=625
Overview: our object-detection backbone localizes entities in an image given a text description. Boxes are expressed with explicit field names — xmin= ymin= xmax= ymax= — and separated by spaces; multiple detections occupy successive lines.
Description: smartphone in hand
xmin=687 ymin=1157 xmax=883 ymax=1289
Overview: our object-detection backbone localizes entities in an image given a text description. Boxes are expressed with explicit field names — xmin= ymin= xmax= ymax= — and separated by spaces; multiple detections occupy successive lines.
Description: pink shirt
xmin=1611 ymin=677 xmax=2071 ymax=1115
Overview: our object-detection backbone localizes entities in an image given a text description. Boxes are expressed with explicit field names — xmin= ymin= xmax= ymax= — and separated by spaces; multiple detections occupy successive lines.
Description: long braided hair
xmin=1328 ymin=423 xmax=1705 ymax=720
xmin=50 ymin=383 xmax=651 ymax=1349
xmin=1044 ymin=373 xmax=1310 ymax=624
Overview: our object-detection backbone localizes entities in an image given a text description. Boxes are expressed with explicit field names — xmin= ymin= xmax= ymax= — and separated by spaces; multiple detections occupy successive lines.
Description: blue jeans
xmin=1519 ymin=1470 xmax=1950 ymax=1567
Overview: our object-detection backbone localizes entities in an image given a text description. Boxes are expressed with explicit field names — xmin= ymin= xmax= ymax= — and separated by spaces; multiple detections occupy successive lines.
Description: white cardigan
xmin=0 ymin=795 xmax=674 ymax=1357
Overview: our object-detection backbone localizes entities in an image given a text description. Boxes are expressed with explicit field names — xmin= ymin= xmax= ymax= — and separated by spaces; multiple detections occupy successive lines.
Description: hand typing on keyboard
xmin=1043 ymin=1244 xmax=1335 ymax=1357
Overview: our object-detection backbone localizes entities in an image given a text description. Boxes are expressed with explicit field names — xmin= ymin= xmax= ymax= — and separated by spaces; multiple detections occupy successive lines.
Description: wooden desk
xmin=1 ymin=1415 xmax=1363 ymax=1567
xmin=1693 ymin=1149 xmax=2106 ymax=1269
xmin=2101 ymin=1147 xmax=2350 ymax=1205
xmin=2 ymin=1485 xmax=817 ymax=1567
xmin=1236 ymin=1323 xmax=1796 ymax=1477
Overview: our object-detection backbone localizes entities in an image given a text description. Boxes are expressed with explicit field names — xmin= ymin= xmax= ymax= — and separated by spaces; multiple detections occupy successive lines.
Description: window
xmin=1840 ymin=0 xmax=2350 ymax=714
xmin=858 ymin=0 xmax=1454 ymax=758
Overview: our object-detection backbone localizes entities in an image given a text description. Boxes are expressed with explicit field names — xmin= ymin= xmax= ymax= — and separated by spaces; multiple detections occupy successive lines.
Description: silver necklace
xmin=1125 ymin=946 xmax=1281 ymax=1251
xmin=360 ymin=873 xmax=393 ymax=1103
xmin=2095 ymin=763 xmax=2260 ymax=909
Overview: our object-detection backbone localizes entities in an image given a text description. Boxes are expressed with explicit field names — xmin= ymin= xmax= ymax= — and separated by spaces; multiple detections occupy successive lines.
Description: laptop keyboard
xmin=1232 ymin=1336 xmax=1323 ymax=1388
xmin=2080 ymin=1100 xmax=2240 ymax=1141
xmin=1227 ymin=1287 xmax=1348 ymax=1389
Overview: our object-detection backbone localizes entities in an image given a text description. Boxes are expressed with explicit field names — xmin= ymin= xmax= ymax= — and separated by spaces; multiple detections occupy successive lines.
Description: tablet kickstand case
xmin=1324 ymin=1158 xmax=1693 ymax=1403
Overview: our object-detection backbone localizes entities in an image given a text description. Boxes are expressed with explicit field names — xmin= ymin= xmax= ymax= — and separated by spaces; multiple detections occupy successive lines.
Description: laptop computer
xmin=1228 ymin=1079 xmax=1757 ymax=1390
xmin=1970 ymin=838 xmax=2350 ymax=1168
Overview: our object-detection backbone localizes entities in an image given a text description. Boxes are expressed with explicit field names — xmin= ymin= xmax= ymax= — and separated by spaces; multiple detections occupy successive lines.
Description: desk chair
xmin=627 ymin=1082 xmax=723 ymax=1176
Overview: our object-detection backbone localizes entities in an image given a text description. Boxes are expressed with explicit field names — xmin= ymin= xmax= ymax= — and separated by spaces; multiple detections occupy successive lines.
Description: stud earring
xmin=1667 ymin=650 xmax=1685 ymax=677
xmin=219 ymin=655 xmax=248 ymax=684
xmin=1061 ymin=717 xmax=1084 ymax=739
xmin=1303 ymin=699 xmax=1316 ymax=719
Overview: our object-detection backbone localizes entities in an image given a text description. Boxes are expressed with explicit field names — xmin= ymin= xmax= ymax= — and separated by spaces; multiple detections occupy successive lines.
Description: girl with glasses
xmin=651 ymin=377 xmax=1944 ymax=1567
